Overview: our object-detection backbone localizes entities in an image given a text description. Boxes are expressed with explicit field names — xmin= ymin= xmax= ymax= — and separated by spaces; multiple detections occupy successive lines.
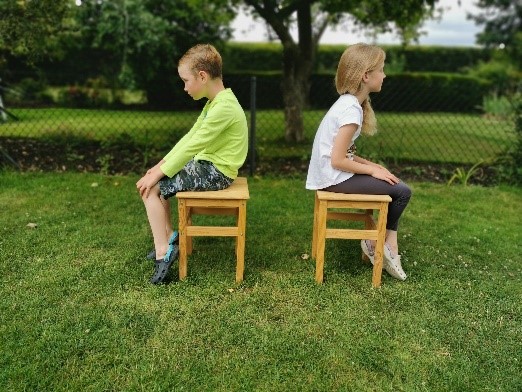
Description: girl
xmin=306 ymin=43 xmax=412 ymax=280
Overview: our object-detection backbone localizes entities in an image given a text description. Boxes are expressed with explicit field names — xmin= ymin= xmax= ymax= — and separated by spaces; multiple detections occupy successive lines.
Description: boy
xmin=136 ymin=44 xmax=248 ymax=284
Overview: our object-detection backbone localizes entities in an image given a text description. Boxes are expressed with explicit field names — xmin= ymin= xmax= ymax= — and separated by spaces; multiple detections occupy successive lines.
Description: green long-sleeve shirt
xmin=160 ymin=88 xmax=248 ymax=179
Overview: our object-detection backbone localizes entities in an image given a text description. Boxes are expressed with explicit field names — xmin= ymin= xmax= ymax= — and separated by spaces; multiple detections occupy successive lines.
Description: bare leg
xmin=366 ymin=231 xmax=399 ymax=254
xmin=143 ymin=184 xmax=169 ymax=259
xmin=385 ymin=230 xmax=399 ymax=255
xmin=160 ymin=196 xmax=175 ymax=239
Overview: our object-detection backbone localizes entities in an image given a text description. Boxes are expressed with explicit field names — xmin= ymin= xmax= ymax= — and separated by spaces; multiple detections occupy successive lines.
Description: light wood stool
xmin=312 ymin=191 xmax=392 ymax=287
xmin=176 ymin=177 xmax=249 ymax=283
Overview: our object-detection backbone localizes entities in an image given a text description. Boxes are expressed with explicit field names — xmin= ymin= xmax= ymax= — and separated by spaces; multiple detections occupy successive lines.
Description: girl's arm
xmin=353 ymin=155 xmax=379 ymax=167
xmin=331 ymin=124 xmax=399 ymax=185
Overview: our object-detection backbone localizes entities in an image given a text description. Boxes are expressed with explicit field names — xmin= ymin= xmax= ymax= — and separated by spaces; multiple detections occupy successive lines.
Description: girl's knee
xmin=398 ymin=181 xmax=412 ymax=199
xmin=390 ymin=182 xmax=411 ymax=207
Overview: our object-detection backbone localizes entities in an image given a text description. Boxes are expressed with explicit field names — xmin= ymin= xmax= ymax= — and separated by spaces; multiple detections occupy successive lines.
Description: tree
xmin=237 ymin=0 xmax=438 ymax=142
xmin=468 ymin=0 xmax=522 ymax=65
xmin=0 ymin=0 xmax=236 ymax=106
xmin=0 ymin=0 xmax=72 ymax=61
xmin=468 ymin=0 xmax=521 ymax=185
xmin=71 ymin=0 xmax=236 ymax=106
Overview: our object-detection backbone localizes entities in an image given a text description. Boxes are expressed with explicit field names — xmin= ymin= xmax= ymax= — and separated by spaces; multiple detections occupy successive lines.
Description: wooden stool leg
xmin=315 ymin=199 xmax=328 ymax=283
xmin=362 ymin=210 xmax=375 ymax=262
xmin=178 ymin=199 xmax=188 ymax=280
xmin=235 ymin=201 xmax=246 ymax=283
xmin=234 ymin=207 xmax=240 ymax=254
xmin=372 ymin=202 xmax=388 ymax=288
xmin=186 ymin=207 xmax=193 ymax=255
xmin=312 ymin=192 xmax=319 ymax=258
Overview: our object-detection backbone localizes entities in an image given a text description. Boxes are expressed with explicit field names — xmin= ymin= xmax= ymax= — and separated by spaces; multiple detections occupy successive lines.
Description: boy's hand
xmin=136 ymin=166 xmax=164 ymax=198
xmin=146 ymin=160 xmax=164 ymax=175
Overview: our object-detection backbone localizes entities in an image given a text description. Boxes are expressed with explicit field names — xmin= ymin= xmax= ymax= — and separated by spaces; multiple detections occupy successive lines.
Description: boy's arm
xmin=160 ymin=103 xmax=234 ymax=177
xmin=162 ymin=110 xmax=206 ymax=162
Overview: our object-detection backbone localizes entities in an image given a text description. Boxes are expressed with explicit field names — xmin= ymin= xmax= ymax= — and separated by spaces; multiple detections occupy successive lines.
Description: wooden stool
xmin=312 ymin=191 xmax=392 ymax=287
xmin=176 ymin=177 xmax=249 ymax=283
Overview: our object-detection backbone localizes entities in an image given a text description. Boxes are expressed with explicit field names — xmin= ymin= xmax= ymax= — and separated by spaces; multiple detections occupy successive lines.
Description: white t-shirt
xmin=306 ymin=94 xmax=363 ymax=190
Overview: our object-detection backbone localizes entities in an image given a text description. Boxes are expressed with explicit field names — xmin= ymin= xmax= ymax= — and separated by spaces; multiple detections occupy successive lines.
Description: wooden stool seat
xmin=312 ymin=191 xmax=392 ymax=287
xmin=176 ymin=177 xmax=249 ymax=283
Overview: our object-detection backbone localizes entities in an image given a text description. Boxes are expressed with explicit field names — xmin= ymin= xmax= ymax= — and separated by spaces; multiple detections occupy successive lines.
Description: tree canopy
xmin=0 ymin=0 xmax=236 ymax=106
xmin=67 ymin=0 xmax=236 ymax=105
xmin=237 ymin=0 xmax=439 ymax=142
xmin=0 ymin=0 xmax=71 ymax=60
xmin=2 ymin=0 xmax=444 ymax=128
xmin=469 ymin=0 xmax=522 ymax=64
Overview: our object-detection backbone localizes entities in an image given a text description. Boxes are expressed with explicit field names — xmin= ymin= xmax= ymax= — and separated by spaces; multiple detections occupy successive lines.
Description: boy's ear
xmin=198 ymin=70 xmax=208 ymax=82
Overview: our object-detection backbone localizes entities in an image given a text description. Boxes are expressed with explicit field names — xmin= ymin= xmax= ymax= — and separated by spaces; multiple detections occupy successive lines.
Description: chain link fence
xmin=0 ymin=73 xmax=516 ymax=177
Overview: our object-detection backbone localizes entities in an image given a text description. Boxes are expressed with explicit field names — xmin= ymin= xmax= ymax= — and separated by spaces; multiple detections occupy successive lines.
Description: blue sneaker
xmin=150 ymin=242 xmax=179 ymax=284
xmin=146 ymin=231 xmax=178 ymax=260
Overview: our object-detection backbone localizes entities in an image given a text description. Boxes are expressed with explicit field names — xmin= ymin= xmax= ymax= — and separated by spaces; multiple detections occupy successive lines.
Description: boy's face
xmin=178 ymin=63 xmax=207 ymax=100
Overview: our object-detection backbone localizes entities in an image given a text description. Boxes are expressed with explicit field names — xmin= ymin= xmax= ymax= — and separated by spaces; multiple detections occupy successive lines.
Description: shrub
xmin=467 ymin=58 xmax=520 ymax=95
xmin=56 ymin=84 xmax=115 ymax=108
xmin=5 ymin=77 xmax=50 ymax=105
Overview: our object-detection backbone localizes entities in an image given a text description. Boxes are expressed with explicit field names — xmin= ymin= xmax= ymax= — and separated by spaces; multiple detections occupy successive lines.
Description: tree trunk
xmin=282 ymin=67 xmax=307 ymax=143
xmin=281 ymin=2 xmax=315 ymax=143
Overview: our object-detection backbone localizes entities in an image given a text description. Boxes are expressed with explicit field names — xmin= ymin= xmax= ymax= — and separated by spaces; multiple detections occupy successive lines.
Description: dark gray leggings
xmin=325 ymin=175 xmax=412 ymax=231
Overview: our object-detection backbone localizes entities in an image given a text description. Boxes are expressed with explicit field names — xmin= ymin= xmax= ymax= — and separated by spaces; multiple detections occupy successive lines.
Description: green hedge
xmin=222 ymin=44 xmax=284 ymax=73
xmin=370 ymin=72 xmax=491 ymax=112
xmin=8 ymin=71 xmax=489 ymax=113
xmin=224 ymin=42 xmax=492 ymax=73
xmin=80 ymin=71 xmax=487 ymax=113
xmin=224 ymin=72 xmax=490 ymax=113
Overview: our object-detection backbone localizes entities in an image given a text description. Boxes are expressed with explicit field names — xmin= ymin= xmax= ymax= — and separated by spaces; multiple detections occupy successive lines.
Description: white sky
xmin=231 ymin=0 xmax=482 ymax=46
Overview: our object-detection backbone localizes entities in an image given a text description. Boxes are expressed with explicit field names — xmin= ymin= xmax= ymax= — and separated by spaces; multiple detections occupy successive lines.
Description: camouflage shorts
xmin=159 ymin=159 xmax=233 ymax=199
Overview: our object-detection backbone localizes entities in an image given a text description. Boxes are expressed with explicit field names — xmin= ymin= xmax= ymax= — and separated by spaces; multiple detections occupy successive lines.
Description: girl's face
xmin=366 ymin=62 xmax=386 ymax=93
xmin=178 ymin=63 xmax=207 ymax=100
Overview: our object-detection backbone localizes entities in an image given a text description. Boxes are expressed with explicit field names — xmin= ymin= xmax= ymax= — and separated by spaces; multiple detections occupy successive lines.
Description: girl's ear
xmin=362 ymin=71 xmax=370 ymax=83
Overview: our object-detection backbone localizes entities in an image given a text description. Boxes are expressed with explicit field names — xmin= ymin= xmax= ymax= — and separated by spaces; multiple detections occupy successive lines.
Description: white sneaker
xmin=361 ymin=240 xmax=375 ymax=264
xmin=384 ymin=244 xmax=407 ymax=281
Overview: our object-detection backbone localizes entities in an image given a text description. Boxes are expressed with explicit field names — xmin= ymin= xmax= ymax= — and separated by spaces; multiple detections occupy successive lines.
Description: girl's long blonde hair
xmin=335 ymin=43 xmax=385 ymax=135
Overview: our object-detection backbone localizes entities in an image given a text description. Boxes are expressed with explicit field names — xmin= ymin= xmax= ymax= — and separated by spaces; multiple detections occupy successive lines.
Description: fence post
xmin=249 ymin=76 xmax=256 ymax=176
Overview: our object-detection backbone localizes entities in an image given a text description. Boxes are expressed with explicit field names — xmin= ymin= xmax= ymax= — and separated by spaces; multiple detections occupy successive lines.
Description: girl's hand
xmin=371 ymin=166 xmax=400 ymax=185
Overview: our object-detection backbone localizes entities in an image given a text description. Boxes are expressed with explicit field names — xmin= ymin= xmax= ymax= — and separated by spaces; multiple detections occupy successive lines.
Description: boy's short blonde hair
xmin=178 ymin=44 xmax=222 ymax=79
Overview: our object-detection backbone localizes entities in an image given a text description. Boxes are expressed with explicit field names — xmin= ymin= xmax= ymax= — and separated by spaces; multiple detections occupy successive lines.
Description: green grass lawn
xmin=0 ymin=171 xmax=520 ymax=391
xmin=2 ymin=108 xmax=515 ymax=164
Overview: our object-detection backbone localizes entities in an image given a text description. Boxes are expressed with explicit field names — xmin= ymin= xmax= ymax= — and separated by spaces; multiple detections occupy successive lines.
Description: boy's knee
xmin=141 ymin=184 xmax=161 ymax=201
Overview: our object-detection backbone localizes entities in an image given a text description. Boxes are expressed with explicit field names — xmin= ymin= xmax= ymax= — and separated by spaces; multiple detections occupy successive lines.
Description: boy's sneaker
xmin=150 ymin=243 xmax=179 ymax=284
xmin=383 ymin=244 xmax=407 ymax=281
xmin=146 ymin=231 xmax=179 ymax=260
